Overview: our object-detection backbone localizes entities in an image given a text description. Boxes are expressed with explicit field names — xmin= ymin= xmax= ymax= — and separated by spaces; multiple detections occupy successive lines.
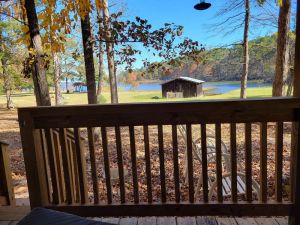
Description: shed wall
xmin=162 ymin=80 xmax=203 ymax=98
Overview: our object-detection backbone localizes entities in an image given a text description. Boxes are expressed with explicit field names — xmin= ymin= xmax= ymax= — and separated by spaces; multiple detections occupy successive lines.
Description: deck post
xmin=290 ymin=0 xmax=300 ymax=224
xmin=0 ymin=141 xmax=15 ymax=206
xmin=18 ymin=111 xmax=49 ymax=208
xmin=290 ymin=118 xmax=300 ymax=225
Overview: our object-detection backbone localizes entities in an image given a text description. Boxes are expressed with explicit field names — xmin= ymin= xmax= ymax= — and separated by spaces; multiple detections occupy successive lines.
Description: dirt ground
xmin=0 ymin=108 xmax=292 ymax=204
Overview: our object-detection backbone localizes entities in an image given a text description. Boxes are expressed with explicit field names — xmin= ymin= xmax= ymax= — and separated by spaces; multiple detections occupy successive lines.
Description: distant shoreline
xmin=205 ymin=80 xmax=265 ymax=85
xmin=121 ymin=79 xmax=266 ymax=85
xmin=137 ymin=79 xmax=162 ymax=84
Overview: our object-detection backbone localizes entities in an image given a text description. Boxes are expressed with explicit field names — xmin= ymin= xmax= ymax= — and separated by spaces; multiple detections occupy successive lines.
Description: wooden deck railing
xmin=18 ymin=98 xmax=300 ymax=223
xmin=0 ymin=141 xmax=15 ymax=207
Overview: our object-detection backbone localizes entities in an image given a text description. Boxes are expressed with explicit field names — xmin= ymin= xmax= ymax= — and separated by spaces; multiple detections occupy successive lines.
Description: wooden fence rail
xmin=18 ymin=98 xmax=300 ymax=224
xmin=0 ymin=141 xmax=15 ymax=207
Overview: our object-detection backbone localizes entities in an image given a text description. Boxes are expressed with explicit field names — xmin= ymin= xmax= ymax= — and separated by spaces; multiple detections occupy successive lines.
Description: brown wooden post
xmin=290 ymin=119 xmax=300 ymax=225
xmin=290 ymin=0 xmax=300 ymax=224
xmin=18 ymin=110 xmax=49 ymax=208
xmin=0 ymin=141 xmax=15 ymax=206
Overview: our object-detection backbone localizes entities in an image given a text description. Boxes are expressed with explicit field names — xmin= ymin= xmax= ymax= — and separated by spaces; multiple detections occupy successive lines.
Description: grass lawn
xmin=205 ymin=80 xmax=265 ymax=85
xmin=0 ymin=87 xmax=272 ymax=108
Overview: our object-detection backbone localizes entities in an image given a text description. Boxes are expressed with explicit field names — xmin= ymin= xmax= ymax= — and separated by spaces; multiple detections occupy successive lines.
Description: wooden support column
xmin=290 ymin=119 xmax=300 ymax=225
xmin=0 ymin=141 xmax=15 ymax=206
xmin=18 ymin=111 xmax=49 ymax=208
xmin=290 ymin=1 xmax=300 ymax=224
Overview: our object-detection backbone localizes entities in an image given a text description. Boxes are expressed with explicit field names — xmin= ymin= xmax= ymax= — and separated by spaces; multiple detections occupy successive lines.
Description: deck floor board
xmin=196 ymin=216 xmax=218 ymax=225
xmin=138 ymin=217 xmax=157 ymax=225
xmin=255 ymin=218 xmax=280 ymax=225
xmin=177 ymin=217 xmax=197 ymax=225
xmin=157 ymin=217 xmax=176 ymax=225
xmin=235 ymin=218 xmax=258 ymax=225
xmin=216 ymin=218 xmax=238 ymax=225
xmin=275 ymin=217 xmax=288 ymax=225
xmin=119 ymin=217 xmax=138 ymax=225
xmin=0 ymin=217 xmax=288 ymax=225
xmin=102 ymin=217 xmax=120 ymax=224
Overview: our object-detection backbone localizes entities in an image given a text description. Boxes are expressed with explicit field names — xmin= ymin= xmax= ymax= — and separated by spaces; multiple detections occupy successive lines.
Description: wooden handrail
xmin=0 ymin=141 xmax=15 ymax=207
xmin=17 ymin=98 xmax=300 ymax=223
xmin=18 ymin=98 xmax=300 ymax=128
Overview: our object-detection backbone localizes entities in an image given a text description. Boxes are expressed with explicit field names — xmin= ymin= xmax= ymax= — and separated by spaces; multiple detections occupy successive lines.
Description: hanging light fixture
xmin=194 ymin=0 xmax=211 ymax=10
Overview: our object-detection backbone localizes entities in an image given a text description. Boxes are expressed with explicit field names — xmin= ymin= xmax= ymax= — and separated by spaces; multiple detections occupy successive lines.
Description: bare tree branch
xmin=0 ymin=11 xmax=27 ymax=25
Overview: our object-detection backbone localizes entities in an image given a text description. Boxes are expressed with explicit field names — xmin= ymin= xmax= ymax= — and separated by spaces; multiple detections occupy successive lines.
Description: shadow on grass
xmin=0 ymin=93 xmax=34 ymax=98
xmin=11 ymin=93 xmax=34 ymax=97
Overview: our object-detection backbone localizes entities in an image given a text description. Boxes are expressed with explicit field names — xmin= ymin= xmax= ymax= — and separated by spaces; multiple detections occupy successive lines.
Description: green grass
xmin=204 ymin=87 xmax=272 ymax=100
xmin=0 ymin=87 xmax=272 ymax=108
xmin=205 ymin=80 xmax=265 ymax=85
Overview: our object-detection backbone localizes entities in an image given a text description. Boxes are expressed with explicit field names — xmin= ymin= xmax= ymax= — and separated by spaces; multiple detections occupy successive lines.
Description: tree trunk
xmin=81 ymin=14 xmax=97 ymax=104
xmin=53 ymin=53 xmax=62 ymax=105
xmin=102 ymin=0 xmax=118 ymax=103
xmin=96 ymin=9 xmax=105 ymax=103
xmin=114 ymin=61 xmax=117 ymax=84
xmin=286 ymin=70 xmax=294 ymax=96
xmin=1 ymin=60 xmax=13 ymax=109
xmin=24 ymin=0 xmax=51 ymax=106
xmin=65 ymin=77 xmax=69 ymax=93
xmin=97 ymin=41 xmax=105 ymax=102
xmin=272 ymin=0 xmax=291 ymax=97
xmin=0 ymin=28 xmax=14 ymax=109
xmin=240 ymin=0 xmax=250 ymax=99
xmin=294 ymin=0 xmax=300 ymax=98
xmin=285 ymin=49 xmax=294 ymax=96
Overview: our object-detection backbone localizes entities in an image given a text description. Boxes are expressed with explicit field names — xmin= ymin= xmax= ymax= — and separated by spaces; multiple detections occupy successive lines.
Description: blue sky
xmin=106 ymin=0 xmax=297 ymax=70
xmin=121 ymin=0 xmax=282 ymax=49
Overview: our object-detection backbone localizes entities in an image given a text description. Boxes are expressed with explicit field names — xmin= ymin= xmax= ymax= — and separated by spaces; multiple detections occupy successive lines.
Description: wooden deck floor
xmin=0 ymin=217 xmax=288 ymax=225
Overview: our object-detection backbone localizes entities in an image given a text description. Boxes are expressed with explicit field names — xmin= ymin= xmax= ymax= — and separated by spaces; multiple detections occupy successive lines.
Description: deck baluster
xmin=67 ymin=136 xmax=77 ymax=202
xmin=44 ymin=128 xmax=61 ymax=204
xmin=144 ymin=125 xmax=153 ymax=203
xmin=275 ymin=122 xmax=284 ymax=202
xmin=87 ymin=127 xmax=99 ymax=204
xmin=201 ymin=123 xmax=209 ymax=203
xmin=52 ymin=130 xmax=65 ymax=202
xmin=101 ymin=127 xmax=112 ymax=204
xmin=59 ymin=128 xmax=74 ymax=204
xmin=230 ymin=123 xmax=237 ymax=203
xmin=215 ymin=124 xmax=223 ymax=203
xmin=186 ymin=124 xmax=194 ymax=203
xmin=245 ymin=123 xmax=252 ymax=202
xmin=172 ymin=125 xmax=180 ymax=203
xmin=40 ymin=129 xmax=52 ymax=203
xmin=115 ymin=126 xmax=126 ymax=203
xmin=260 ymin=122 xmax=268 ymax=203
xmin=74 ymin=128 xmax=88 ymax=204
xmin=158 ymin=125 xmax=167 ymax=203
xmin=73 ymin=141 xmax=81 ymax=203
xmin=129 ymin=126 xmax=139 ymax=203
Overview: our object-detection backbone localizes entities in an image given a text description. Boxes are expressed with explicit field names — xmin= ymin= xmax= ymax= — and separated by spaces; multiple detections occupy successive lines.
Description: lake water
xmin=62 ymin=81 xmax=271 ymax=94
xmin=203 ymin=82 xmax=271 ymax=94
xmin=119 ymin=82 xmax=271 ymax=94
